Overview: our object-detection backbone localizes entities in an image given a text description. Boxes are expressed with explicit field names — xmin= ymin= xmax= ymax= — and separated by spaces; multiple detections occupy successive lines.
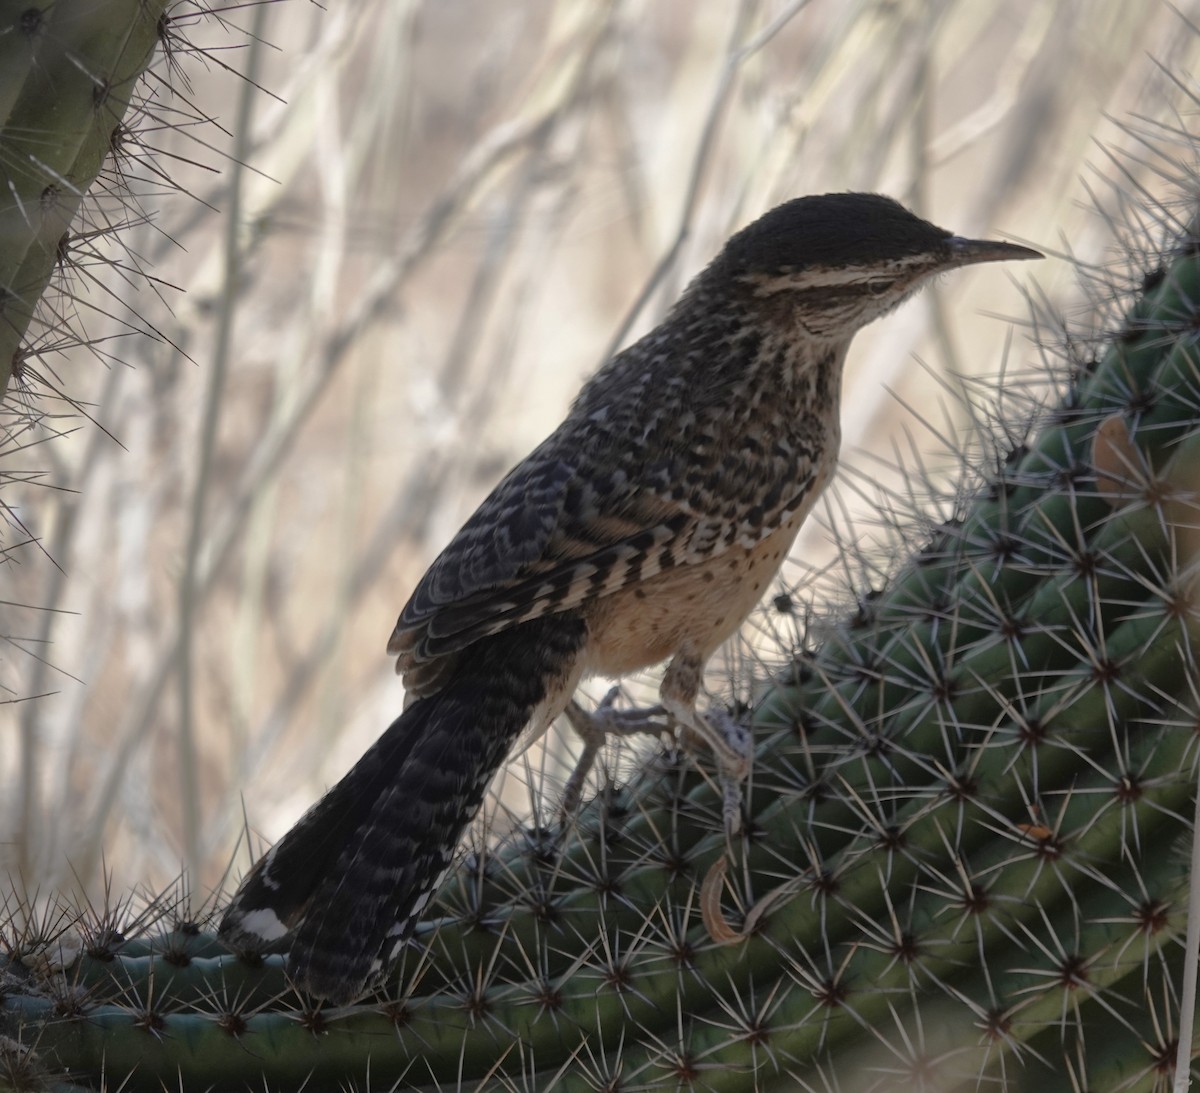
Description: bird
xmin=219 ymin=192 xmax=1042 ymax=1005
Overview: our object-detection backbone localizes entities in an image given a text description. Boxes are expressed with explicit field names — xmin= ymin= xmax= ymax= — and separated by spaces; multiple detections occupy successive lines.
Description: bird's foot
xmin=560 ymin=687 xmax=671 ymax=817
xmin=560 ymin=687 xmax=752 ymax=836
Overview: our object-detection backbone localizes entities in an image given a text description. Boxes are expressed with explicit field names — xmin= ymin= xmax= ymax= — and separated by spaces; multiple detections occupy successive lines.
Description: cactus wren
xmin=220 ymin=193 xmax=1041 ymax=1004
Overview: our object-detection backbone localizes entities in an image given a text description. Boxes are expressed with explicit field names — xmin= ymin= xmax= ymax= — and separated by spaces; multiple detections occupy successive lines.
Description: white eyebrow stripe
xmin=741 ymin=253 xmax=934 ymax=293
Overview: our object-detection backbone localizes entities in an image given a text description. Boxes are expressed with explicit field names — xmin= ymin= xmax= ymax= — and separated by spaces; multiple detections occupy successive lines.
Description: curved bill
xmin=947 ymin=236 xmax=1044 ymax=266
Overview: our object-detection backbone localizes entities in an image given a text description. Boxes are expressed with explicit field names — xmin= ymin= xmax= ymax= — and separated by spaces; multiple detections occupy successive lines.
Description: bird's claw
xmin=562 ymin=692 xmax=752 ymax=837
xmin=560 ymin=691 xmax=671 ymax=818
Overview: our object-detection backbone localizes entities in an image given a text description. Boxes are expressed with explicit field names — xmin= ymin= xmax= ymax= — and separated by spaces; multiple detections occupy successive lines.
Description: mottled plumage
xmin=220 ymin=193 xmax=1041 ymax=1004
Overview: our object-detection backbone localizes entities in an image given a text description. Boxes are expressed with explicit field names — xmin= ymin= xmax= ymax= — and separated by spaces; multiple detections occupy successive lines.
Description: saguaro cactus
xmin=0 ymin=0 xmax=168 ymax=400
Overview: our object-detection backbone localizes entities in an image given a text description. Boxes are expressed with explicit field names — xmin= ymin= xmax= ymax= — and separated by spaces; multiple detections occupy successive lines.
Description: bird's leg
xmin=659 ymin=652 xmax=752 ymax=835
xmin=560 ymin=687 xmax=672 ymax=816
xmin=559 ymin=657 xmax=753 ymax=835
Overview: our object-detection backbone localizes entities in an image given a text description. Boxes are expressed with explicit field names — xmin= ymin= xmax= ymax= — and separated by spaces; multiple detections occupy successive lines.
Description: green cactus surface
xmin=0 ymin=0 xmax=169 ymax=400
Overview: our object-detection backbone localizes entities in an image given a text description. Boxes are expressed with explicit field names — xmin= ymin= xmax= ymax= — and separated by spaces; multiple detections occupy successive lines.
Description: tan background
xmin=2 ymin=0 xmax=1195 ymax=910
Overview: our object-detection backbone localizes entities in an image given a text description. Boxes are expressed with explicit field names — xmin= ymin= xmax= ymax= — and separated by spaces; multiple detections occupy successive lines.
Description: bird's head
xmin=717 ymin=193 xmax=1042 ymax=338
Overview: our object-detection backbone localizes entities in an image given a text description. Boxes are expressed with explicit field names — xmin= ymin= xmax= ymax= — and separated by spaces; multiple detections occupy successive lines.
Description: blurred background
xmin=2 ymin=0 xmax=1197 ymax=909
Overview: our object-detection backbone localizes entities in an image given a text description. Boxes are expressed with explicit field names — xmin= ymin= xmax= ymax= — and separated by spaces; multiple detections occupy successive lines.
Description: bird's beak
xmin=945 ymin=236 xmax=1044 ymax=267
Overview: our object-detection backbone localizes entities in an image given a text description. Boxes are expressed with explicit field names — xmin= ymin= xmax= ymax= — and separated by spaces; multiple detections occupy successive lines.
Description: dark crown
xmin=720 ymin=193 xmax=954 ymax=275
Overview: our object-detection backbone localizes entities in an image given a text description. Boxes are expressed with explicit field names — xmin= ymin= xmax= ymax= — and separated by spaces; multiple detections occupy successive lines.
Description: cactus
xmin=1 ymin=198 xmax=1199 ymax=1090
xmin=0 ymin=0 xmax=170 ymax=400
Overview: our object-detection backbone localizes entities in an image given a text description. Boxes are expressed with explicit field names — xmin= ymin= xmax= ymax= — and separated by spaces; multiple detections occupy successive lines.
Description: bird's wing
xmin=388 ymin=427 xmax=818 ymax=673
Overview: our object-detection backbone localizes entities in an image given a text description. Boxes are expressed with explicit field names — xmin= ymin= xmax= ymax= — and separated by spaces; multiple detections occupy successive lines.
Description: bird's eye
xmin=867 ymin=278 xmax=892 ymax=296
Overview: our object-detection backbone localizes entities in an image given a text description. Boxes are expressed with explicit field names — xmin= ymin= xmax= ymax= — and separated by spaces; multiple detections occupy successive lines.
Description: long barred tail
xmin=219 ymin=616 xmax=587 ymax=1005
